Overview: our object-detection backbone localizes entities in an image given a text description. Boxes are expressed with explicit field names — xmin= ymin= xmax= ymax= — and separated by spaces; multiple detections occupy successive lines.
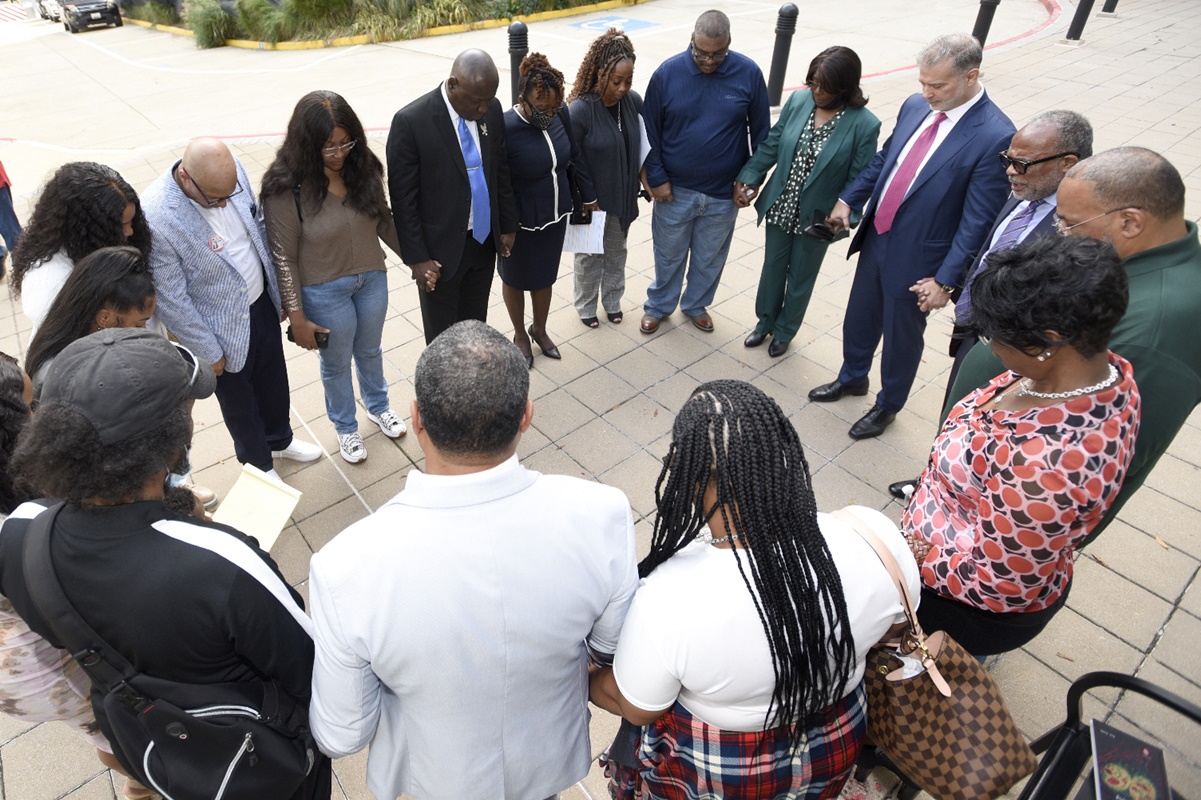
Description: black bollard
xmin=766 ymin=3 xmax=798 ymax=107
xmin=1064 ymin=0 xmax=1097 ymax=40
xmin=508 ymin=20 xmax=528 ymax=107
xmin=1101 ymin=0 xmax=1118 ymax=12
xmin=971 ymin=0 xmax=1001 ymax=46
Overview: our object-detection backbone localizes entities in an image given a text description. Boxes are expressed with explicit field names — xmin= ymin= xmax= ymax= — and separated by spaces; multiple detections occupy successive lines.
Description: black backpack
xmin=22 ymin=503 xmax=318 ymax=800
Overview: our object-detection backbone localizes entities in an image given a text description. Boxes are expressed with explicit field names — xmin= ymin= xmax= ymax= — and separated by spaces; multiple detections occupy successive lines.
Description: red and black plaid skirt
xmin=602 ymin=683 xmax=866 ymax=800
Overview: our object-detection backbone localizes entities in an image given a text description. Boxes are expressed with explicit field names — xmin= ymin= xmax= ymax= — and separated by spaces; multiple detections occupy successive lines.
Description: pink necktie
xmin=873 ymin=112 xmax=947 ymax=235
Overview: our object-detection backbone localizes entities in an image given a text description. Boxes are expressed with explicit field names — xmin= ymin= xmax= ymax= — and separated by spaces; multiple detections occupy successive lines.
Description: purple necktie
xmin=873 ymin=112 xmax=947 ymax=235
xmin=956 ymin=198 xmax=1045 ymax=324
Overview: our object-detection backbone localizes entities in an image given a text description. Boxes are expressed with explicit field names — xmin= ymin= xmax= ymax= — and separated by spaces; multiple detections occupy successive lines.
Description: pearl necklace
xmin=1014 ymin=363 xmax=1119 ymax=400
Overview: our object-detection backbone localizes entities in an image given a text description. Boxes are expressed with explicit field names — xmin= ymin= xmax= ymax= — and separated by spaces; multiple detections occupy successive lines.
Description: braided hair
xmin=644 ymin=380 xmax=856 ymax=734
xmin=0 ymin=353 xmax=30 ymax=515
xmin=568 ymin=28 xmax=636 ymax=102
xmin=518 ymin=52 xmax=564 ymax=104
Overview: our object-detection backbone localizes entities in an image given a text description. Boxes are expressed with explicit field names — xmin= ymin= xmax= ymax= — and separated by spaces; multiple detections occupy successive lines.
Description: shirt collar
xmin=929 ymin=83 xmax=986 ymax=125
xmin=1123 ymin=219 xmax=1201 ymax=278
xmin=441 ymin=81 xmax=463 ymax=129
xmin=391 ymin=454 xmax=538 ymax=510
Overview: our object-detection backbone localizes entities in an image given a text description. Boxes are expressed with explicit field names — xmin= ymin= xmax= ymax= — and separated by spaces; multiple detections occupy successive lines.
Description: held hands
xmin=733 ymin=182 xmax=759 ymax=208
xmin=211 ymin=356 xmax=226 ymax=377
xmin=499 ymin=233 xmax=516 ymax=258
xmin=648 ymin=181 xmax=674 ymax=203
xmin=910 ymin=277 xmax=952 ymax=313
xmin=906 ymin=534 xmax=932 ymax=564
xmin=410 ymin=260 xmax=441 ymax=293
xmin=583 ymin=202 xmax=600 ymax=213
xmin=826 ymin=200 xmax=852 ymax=233
xmin=287 ymin=313 xmax=330 ymax=351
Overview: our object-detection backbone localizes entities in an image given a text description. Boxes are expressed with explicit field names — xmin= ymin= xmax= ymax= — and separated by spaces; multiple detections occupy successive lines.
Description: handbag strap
xmin=830 ymin=508 xmax=951 ymax=697
xmin=20 ymin=503 xmax=147 ymax=703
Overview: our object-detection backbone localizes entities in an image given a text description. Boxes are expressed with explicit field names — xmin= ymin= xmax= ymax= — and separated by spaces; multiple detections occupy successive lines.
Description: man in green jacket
xmin=941 ymin=146 xmax=1201 ymax=544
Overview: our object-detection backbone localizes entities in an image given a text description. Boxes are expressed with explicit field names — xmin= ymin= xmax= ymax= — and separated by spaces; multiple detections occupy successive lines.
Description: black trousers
xmin=418 ymin=233 xmax=496 ymax=344
xmin=915 ymin=582 xmax=1071 ymax=657
xmin=214 ymin=293 xmax=294 ymax=472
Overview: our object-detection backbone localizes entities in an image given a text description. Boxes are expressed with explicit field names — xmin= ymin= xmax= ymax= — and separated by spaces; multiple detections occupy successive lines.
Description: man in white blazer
xmin=308 ymin=320 xmax=639 ymax=800
xmin=142 ymin=138 xmax=319 ymax=479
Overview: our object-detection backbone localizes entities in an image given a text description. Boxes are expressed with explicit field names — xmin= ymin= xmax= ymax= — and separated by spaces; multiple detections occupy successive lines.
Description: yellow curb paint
xmin=128 ymin=0 xmax=643 ymax=49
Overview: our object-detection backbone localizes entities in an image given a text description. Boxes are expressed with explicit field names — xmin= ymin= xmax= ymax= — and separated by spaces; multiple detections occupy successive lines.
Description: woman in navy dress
xmin=498 ymin=53 xmax=595 ymax=367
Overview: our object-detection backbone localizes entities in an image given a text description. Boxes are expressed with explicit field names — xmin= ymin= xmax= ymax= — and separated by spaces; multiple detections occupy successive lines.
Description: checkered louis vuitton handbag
xmin=833 ymin=510 xmax=1038 ymax=800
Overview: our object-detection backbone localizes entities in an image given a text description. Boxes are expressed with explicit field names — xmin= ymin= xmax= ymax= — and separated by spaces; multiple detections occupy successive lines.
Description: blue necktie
xmin=457 ymin=116 xmax=491 ymax=245
xmin=957 ymin=198 xmax=1045 ymax=324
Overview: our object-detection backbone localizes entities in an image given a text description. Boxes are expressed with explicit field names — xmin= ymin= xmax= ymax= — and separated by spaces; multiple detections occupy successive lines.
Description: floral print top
xmin=903 ymin=353 xmax=1140 ymax=613
xmin=764 ymin=108 xmax=845 ymax=233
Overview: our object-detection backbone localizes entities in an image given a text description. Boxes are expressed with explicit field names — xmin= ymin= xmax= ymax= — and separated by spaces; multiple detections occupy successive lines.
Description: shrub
xmin=124 ymin=0 xmax=180 ymax=24
xmin=183 ymin=0 xmax=240 ymax=46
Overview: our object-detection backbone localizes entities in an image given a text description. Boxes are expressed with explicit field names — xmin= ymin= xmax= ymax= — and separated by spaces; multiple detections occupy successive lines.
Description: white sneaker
xmin=271 ymin=438 xmax=322 ymax=463
xmin=367 ymin=409 xmax=407 ymax=438
xmin=337 ymin=432 xmax=367 ymax=463
xmin=264 ymin=468 xmax=283 ymax=482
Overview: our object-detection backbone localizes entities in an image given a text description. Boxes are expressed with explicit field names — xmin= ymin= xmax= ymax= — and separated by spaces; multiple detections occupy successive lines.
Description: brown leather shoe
xmin=688 ymin=312 xmax=714 ymax=333
xmin=640 ymin=313 xmax=661 ymax=334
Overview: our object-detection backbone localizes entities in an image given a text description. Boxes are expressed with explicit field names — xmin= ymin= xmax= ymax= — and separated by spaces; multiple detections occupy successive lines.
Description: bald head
xmin=178 ymin=138 xmax=238 ymax=207
xmin=447 ymin=49 xmax=499 ymax=122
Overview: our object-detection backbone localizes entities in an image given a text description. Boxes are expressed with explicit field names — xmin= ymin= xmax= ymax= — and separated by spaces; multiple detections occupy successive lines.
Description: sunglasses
xmin=997 ymin=151 xmax=1077 ymax=175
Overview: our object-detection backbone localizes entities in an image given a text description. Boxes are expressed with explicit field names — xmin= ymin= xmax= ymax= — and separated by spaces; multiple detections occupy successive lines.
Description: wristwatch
xmin=938 ymin=283 xmax=956 ymax=295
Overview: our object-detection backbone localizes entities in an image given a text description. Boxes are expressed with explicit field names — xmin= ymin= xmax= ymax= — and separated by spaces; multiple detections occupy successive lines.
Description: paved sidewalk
xmin=0 ymin=0 xmax=1199 ymax=797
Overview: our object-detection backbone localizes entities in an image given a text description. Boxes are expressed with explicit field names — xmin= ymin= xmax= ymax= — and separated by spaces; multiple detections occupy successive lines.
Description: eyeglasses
xmin=185 ymin=170 xmax=243 ymax=208
xmin=997 ymin=151 xmax=1077 ymax=175
xmin=1053 ymin=207 xmax=1141 ymax=236
xmin=321 ymin=140 xmax=358 ymax=158
xmin=173 ymin=342 xmax=201 ymax=388
xmin=691 ymin=42 xmax=729 ymax=64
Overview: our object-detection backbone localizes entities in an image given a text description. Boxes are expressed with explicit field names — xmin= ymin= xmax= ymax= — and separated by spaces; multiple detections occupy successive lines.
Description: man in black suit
xmin=387 ymin=49 xmax=518 ymax=344
xmin=888 ymin=109 xmax=1093 ymax=499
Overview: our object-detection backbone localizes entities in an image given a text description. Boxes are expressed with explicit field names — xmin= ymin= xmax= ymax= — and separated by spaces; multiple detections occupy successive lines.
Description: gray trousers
xmin=572 ymin=213 xmax=628 ymax=318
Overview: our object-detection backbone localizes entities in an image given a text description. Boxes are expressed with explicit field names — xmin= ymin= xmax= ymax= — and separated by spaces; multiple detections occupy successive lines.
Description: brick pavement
xmin=0 ymin=0 xmax=1198 ymax=796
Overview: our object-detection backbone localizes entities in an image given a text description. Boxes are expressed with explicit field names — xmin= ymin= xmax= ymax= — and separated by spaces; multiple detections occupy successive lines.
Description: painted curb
xmin=124 ymin=0 xmax=643 ymax=50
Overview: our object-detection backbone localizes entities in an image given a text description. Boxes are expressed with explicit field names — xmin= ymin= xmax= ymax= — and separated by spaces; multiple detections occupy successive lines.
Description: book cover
xmin=1090 ymin=719 xmax=1172 ymax=800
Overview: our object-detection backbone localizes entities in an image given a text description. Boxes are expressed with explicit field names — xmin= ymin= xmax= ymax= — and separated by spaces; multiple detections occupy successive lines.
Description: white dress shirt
xmin=985 ymin=191 xmax=1058 ymax=252
xmin=442 ymin=81 xmax=482 ymax=232
xmin=877 ymin=84 xmax=987 ymax=203
xmin=189 ymin=197 xmax=265 ymax=305
xmin=309 ymin=455 xmax=639 ymax=800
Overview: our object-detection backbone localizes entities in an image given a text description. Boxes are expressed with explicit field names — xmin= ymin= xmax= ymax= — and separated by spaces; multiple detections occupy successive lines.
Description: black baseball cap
xmin=42 ymin=328 xmax=217 ymax=444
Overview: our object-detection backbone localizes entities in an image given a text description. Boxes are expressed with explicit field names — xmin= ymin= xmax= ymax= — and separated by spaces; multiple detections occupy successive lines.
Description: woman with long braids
xmin=263 ymin=90 xmax=407 ymax=465
xmin=567 ymin=28 xmax=642 ymax=328
xmin=10 ymin=161 xmax=152 ymax=341
xmin=499 ymin=53 xmax=595 ymax=367
xmin=589 ymin=379 xmax=919 ymax=799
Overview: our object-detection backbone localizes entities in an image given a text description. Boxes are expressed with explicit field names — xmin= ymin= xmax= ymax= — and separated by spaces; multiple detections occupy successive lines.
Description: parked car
xmin=60 ymin=0 xmax=121 ymax=31
xmin=36 ymin=0 xmax=62 ymax=21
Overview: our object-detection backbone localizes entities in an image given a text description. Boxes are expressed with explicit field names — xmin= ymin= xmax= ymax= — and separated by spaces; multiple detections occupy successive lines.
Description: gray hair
xmin=916 ymin=33 xmax=982 ymax=75
xmin=1067 ymin=147 xmax=1186 ymax=221
xmin=694 ymin=9 xmax=730 ymax=39
xmin=415 ymin=320 xmax=529 ymax=459
xmin=1025 ymin=109 xmax=1094 ymax=160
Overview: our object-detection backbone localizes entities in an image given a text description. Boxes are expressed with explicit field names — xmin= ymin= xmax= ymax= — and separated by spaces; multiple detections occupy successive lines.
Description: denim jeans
xmin=301 ymin=270 xmax=390 ymax=434
xmin=644 ymin=186 xmax=738 ymax=318
xmin=0 ymin=184 xmax=21 ymax=261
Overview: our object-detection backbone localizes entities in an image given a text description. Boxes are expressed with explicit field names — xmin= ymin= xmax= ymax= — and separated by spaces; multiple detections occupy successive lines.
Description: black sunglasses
xmin=997 ymin=151 xmax=1077 ymax=175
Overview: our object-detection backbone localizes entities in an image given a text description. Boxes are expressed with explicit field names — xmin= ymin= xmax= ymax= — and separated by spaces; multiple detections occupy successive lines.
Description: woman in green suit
xmin=735 ymin=47 xmax=880 ymax=357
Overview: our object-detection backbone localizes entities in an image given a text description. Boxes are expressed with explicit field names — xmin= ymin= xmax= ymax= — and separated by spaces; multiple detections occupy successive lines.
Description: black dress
xmin=497 ymin=105 xmax=594 ymax=291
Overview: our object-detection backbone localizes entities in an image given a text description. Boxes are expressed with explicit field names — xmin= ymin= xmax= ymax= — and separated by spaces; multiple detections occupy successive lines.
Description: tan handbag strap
xmin=830 ymin=508 xmax=951 ymax=697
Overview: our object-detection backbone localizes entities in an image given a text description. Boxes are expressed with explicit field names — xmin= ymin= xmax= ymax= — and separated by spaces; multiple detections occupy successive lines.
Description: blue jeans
xmin=301 ymin=270 xmax=390 ymax=435
xmin=644 ymin=186 xmax=738 ymax=318
xmin=0 ymin=184 xmax=21 ymax=261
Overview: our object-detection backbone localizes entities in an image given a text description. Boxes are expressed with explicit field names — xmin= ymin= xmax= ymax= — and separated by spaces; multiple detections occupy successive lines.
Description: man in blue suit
xmin=812 ymin=34 xmax=1014 ymax=439
xmin=144 ymin=139 xmax=321 ymax=480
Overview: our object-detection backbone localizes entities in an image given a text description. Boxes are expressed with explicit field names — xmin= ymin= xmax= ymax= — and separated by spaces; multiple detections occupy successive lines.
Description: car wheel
xmin=64 ymin=19 xmax=76 ymax=32
xmin=114 ymin=14 xmax=122 ymax=25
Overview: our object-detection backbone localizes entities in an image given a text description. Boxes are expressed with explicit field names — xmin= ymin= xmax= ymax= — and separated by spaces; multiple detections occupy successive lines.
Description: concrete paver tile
xmin=601 ymin=394 xmax=674 ymax=448
xmin=1067 ymin=558 xmax=1174 ymax=650
xmin=810 ymin=462 xmax=891 ymax=514
xmin=296 ymin=496 xmax=372 ymax=554
xmin=555 ymin=418 xmax=641 ymax=477
xmin=530 ymin=387 xmax=596 ymax=442
xmin=606 ymin=348 xmax=678 ymax=395
xmin=989 ymin=650 xmax=1109 ymax=743
xmin=599 ymin=449 xmax=663 ymax=519
xmin=563 ymin=367 xmax=640 ymax=417
xmin=1143 ymin=454 xmax=1201 ymax=510
xmin=332 ymin=749 xmax=371 ymax=800
xmin=1180 ymin=577 xmax=1201 ymax=619
xmin=1082 ymin=522 xmax=1198 ymax=603
xmin=60 ymin=774 xmax=116 ymax=800
xmin=0 ymin=713 xmax=36 ymax=747
xmin=270 ymin=523 xmax=315 ymax=587
xmin=1112 ymin=487 xmax=1201 ymax=560
xmin=1152 ymin=609 xmax=1201 ymax=687
xmin=1 ymin=722 xmax=105 ymax=800
xmin=1021 ymin=608 xmax=1143 ymax=705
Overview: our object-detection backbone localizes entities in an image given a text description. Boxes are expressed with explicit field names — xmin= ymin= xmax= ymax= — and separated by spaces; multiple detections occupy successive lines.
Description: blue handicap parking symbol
xmin=569 ymin=15 xmax=658 ymax=33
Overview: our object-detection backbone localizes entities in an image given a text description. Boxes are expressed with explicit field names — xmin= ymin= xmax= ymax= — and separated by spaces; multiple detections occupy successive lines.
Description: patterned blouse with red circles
xmin=903 ymin=353 xmax=1140 ymax=614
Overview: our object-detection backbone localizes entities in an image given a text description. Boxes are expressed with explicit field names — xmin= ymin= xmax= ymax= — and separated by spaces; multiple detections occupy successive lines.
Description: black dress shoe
xmin=768 ymin=339 xmax=789 ymax=358
xmin=528 ymin=325 xmax=561 ymax=359
xmin=808 ymin=379 xmax=870 ymax=402
xmin=888 ymin=478 xmax=919 ymax=500
xmin=744 ymin=330 xmax=767 ymax=348
xmin=849 ymin=404 xmax=897 ymax=440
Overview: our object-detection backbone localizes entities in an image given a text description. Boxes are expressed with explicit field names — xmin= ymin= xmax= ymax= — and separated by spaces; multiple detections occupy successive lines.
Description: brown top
xmin=264 ymin=188 xmax=402 ymax=314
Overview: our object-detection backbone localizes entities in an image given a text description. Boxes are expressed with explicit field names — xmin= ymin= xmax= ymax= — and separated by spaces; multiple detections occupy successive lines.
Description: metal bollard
xmin=766 ymin=3 xmax=798 ymax=107
xmin=508 ymin=20 xmax=529 ymax=107
xmin=1100 ymin=0 xmax=1118 ymax=12
xmin=1064 ymin=0 xmax=1097 ymax=41
xmin=971 ymin=0 xmax=1001 ymax=46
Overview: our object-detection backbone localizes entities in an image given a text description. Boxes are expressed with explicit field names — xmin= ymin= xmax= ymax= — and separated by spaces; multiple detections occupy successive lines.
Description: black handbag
xmin=559 ymin=106 xmax=592 ymax=225
xmin=22 ymin=503 xmax=317 ymax=800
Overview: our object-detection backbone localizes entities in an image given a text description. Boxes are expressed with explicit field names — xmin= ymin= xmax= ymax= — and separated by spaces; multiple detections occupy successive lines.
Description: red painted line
xmin=784 ymin=0 xmax=1063 ymax=92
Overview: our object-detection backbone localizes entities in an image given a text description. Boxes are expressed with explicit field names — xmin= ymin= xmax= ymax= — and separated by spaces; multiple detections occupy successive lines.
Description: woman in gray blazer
xmin=568 ymin=29 xmax=642 ymax=328
xmin=735 ymin=47 xmax=881 ymax=357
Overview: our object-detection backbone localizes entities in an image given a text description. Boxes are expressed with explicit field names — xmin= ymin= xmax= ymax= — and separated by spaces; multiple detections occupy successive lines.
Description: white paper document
xmin=562 ymin=210 xmax=607 ymax=254
xmin=211 ymin=463 xmax=303 ymax=552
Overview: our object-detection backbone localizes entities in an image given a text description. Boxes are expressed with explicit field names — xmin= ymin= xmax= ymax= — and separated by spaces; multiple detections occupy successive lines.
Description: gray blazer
xmin=567 ymin=91 xmax=643 ymax=230
xmin=142 ymin=158 xmax=282 ymax=372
